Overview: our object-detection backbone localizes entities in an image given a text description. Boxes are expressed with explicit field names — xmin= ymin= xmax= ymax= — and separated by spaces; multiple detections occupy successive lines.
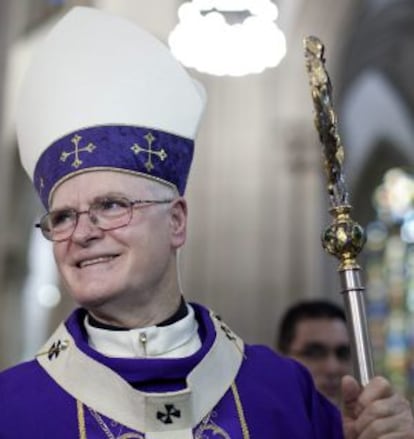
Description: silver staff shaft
xmin=304 ymin=36 xmax=375 ymax=385
xmin=340 ymin=269 xmax=375 ymax=385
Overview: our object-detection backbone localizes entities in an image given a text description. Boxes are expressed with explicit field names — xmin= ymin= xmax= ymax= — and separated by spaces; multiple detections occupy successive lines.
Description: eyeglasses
xmin=36 ymin=196 xmax=174 ymax=242
xmin=290 ymin=343 xmax=351 ymax=362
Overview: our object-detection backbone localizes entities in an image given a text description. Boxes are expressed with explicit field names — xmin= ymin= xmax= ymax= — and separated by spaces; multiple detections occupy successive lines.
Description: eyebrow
xmin=50 ymin=192 xmax=130 ymax=211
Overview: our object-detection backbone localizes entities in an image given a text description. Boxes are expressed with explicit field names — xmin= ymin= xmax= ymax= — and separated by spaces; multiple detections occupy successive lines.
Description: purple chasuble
xmin=0 ymin=303 xmax=343 ymax=438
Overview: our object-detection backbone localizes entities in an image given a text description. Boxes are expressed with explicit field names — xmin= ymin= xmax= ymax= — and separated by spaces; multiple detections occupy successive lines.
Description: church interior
xmin=1 ymin=0 xmax=414 ymax=402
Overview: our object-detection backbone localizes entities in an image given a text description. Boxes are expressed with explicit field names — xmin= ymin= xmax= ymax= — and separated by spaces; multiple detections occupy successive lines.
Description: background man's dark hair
xmin=276 ymin=300 xmax=346 ymax=354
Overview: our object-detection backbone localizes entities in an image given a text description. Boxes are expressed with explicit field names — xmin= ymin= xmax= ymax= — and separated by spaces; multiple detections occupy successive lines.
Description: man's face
xmin=288 ymin=318 xmax=351 ymax=406
xmin=50 ymin=171 xmax=186 ymax=318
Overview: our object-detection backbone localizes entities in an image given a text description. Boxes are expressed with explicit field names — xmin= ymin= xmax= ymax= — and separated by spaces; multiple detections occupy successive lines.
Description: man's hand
xmin=342 ymin=375 xmax=414 ymax=438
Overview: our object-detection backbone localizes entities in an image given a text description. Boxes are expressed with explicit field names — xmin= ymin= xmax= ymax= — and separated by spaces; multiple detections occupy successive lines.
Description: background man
xmin=276 ymin=300 xmax=351 ymax=406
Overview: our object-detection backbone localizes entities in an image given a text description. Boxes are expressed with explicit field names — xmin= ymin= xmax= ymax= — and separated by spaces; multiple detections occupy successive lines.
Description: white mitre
xmin=16 ymin=6 xmax=206 ymax=207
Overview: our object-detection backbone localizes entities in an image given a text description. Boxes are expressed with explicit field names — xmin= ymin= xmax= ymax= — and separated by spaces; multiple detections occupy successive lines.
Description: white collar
xmin=84 ymin=304 xmax=201 ymax=358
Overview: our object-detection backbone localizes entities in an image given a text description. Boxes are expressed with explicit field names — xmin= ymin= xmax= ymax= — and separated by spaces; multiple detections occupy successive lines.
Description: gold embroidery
xmin=88 ymin=406 xmax=117 ymax=438
xmin=77 ymin=400 xmax=87 ymax=439
xmin=60 ymin=134 xmax=96 ymax=168
xmin=76 ymin=401 xmax=144 ymax=439
xmin=214 ymin=314 xmax=245 ymax=359
xmin=231 ymin=383 xmax=251 ymax=439
xmin=194 ymin=411 xmax=231 ymax=438
xmin=131 ymin=132 xmax=167 ymax=172
xmin=194 ymin=382 xmax=250 ymax=439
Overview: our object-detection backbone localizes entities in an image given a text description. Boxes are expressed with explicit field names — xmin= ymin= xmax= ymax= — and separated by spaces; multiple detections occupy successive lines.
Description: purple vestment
xmin=0 ymin=303 xmax=343 ymax=438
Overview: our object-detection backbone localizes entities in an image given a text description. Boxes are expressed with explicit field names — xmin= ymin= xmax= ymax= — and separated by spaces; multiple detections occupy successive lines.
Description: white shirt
xmin=85 ymin=304 xmax=201 ymax=359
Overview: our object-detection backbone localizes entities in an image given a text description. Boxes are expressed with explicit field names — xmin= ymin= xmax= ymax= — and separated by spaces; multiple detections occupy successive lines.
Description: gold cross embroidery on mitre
xmin=60 ymin=134 xmax=97 ymax=169
xmin=130 ymin=132 xmax=168 ymax=172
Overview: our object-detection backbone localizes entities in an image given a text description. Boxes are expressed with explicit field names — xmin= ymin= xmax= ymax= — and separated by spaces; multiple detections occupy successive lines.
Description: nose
xmin=323 ymin=353 xmax=347 ymax=375
xmin=70 ymin=210 xmax=102 ymax=244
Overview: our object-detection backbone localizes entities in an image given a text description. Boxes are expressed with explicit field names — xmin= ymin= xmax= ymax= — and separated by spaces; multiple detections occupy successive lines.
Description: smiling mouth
xmin=78 ymin=255 xmax=118 ymax=268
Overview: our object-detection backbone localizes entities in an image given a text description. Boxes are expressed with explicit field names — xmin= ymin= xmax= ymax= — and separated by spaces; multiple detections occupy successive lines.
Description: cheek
xmin=112 ymin=226 xmax=165 ymax=265
xmin=136 ymin=217 xmax=172 ymax=250
xmin=52 ymin=242 xmax=66 ymax=267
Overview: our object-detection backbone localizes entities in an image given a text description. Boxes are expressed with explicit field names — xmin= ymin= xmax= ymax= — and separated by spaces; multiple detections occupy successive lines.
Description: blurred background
xmin=1 ymin=0 xmax=414 ymax=402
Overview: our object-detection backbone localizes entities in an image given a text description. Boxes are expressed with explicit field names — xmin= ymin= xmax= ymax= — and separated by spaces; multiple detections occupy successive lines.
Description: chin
xmin=70 ymin=292 xmax=108 ymax=308
xmin=66 ymin=281 xmax=122 ymax=308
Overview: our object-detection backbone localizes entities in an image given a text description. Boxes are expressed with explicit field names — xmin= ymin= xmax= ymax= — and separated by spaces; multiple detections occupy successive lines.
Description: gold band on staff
xmin=303 ymin=36 xmax=375 ymax=386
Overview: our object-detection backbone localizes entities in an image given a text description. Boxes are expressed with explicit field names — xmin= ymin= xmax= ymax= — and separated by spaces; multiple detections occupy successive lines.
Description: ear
xmin=169 ymin=197 xmax=187 ymax=248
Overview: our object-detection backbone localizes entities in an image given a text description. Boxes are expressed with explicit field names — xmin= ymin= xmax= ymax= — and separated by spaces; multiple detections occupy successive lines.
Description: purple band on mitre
xmin=33 ymin=125 xmax=194 ymax=207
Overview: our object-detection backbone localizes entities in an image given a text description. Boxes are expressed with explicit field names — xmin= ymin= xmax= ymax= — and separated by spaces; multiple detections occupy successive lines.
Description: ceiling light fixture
xmin=169 ymin=0 xmax=286 ymax=76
